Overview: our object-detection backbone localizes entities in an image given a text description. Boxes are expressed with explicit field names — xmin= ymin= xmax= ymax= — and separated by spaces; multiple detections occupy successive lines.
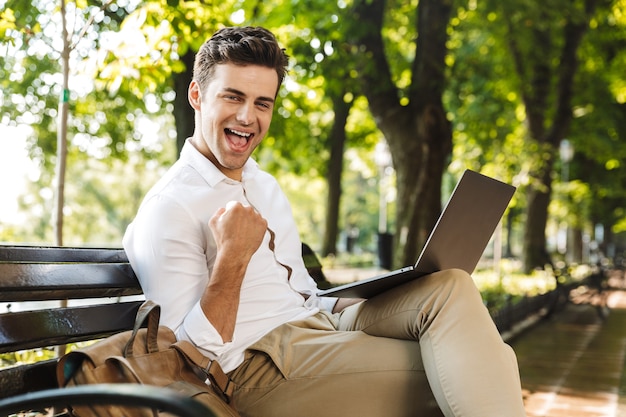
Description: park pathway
xmin=510 ymin=275 xmax=626 ymax=417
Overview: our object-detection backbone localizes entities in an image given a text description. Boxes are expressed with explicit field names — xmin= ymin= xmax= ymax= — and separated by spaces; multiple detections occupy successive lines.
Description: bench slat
xmin=0 ymin=246 xmax=128 ymax=263
xmin=0 ymin=301 xmax=143 ymax=353
xmin=0 ymin=263 xmax=141 ymax=302
xmin=0 ymin=360 xmax=57 ymax=399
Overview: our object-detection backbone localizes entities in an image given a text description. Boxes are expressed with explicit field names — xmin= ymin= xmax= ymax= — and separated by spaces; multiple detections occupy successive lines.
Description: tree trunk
xmin=350 ymin=0 xmax=453 ymax=268
xmin=54 ymin=0 xmax=71 ymax=358
xmin=54 ymin=0 xmax=70 ymax=247
xmin=173 ymin=49 xmax=195 ymax=154
xmin=522 ymin=159 xmax=554 ymax=270
xmin=322 ymin=95 xmax=351 ymax=256
xmin=503 ymin=0 xmax=599 ymax=272
xmin=389 ymin=106 xmax=451 ymax=267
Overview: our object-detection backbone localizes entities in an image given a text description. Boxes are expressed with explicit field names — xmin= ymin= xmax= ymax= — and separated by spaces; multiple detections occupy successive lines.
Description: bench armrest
xmin=0 ymin=384 xmax=217 ymax=417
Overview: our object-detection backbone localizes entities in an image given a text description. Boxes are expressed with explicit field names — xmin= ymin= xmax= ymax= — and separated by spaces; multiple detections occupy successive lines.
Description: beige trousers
xmin=228 ymin=269 xmax=526 ymax=417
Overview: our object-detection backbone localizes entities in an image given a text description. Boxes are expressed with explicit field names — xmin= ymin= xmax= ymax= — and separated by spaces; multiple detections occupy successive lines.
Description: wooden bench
xmin=0 ymin=244 xmax=329 ymax=413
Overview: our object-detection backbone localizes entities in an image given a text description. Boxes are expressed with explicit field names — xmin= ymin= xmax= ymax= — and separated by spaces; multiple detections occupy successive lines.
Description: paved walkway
xmin=510 ymin=277 xmax=626 ymax=417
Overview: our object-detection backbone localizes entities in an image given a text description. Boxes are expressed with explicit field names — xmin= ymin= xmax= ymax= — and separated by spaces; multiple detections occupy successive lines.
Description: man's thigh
xmin=229 ymin=316 xmax=443 ymax=417
xmin=338 ymin=269 xmax=485 ymax=339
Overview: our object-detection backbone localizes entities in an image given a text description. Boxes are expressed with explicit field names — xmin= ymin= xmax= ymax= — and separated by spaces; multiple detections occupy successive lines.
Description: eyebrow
xmin=223 ymin=87 xmax=275 ymax=105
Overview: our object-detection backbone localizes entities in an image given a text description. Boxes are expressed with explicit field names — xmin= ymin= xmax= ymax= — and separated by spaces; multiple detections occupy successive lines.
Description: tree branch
xmin=349 ymin=0 xmax=400 ymax=121
xmin=410 ymin=0 xmax=453 ymax=105
xmin=70 ymin=0 xmax=116 ymax=50
xmin=547 ymin=0 xmax=599 ymax=143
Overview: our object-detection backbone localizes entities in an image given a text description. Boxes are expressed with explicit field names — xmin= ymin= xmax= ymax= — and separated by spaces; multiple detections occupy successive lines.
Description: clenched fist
xmin=209 ymin=201 xmax=268 ymax=262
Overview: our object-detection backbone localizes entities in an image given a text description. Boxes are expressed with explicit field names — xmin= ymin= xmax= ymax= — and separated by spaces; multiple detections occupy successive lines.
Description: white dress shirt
xmin=123 ymin=140 xmax=337 ymax=372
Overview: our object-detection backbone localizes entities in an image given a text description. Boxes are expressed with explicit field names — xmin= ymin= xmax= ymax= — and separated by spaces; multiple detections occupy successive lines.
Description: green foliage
xmin=0 ymin=347 xmax=56 ymax=369
xmin=1 ymin=0 xmax=626 ymax=266
xmin=276 ymin=172 xmax=327 ymax=248
xmin=475 ymin=262 xmax=552 ymax=313
xmin=238 ymin=0 xmax=380 ymax=178
xmin=446 ymin=3 xmax=526 ymax=173
xmin=0 ymin=340 xmax=97 ymax=369
xmin=12 ymin=121 xmax=177 ymax=245
xmin=450 ymin=0 xmax=626 ymax=266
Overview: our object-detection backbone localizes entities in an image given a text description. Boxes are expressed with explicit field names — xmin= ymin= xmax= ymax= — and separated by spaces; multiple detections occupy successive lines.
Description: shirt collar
xmin=180 ymin=138 xmax=260 ymax=187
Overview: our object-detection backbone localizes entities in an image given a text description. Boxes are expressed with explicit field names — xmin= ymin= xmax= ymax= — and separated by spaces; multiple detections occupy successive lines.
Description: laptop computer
xmin=317 ymin=169 xmax=516 ymax=298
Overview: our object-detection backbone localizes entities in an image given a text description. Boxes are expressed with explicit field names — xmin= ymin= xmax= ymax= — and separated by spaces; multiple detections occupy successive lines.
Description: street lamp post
xmin=374 ymin=140 xmax=393 ymax=269
xmin=559 ymin=139 xmax=573 ymax=182
xmin=375 ymin=140 xmax=391 ymax=234
xmin=559 ymin=139 xmax=574 ymax=262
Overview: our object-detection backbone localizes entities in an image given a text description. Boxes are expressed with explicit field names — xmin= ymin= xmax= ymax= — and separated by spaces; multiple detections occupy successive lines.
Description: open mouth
xmin=225 ymin=128 xmax=253 ymax=151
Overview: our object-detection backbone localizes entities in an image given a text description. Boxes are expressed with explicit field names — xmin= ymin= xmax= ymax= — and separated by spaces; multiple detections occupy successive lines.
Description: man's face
xmin=189 ymin=63 xmax=279 ymax=181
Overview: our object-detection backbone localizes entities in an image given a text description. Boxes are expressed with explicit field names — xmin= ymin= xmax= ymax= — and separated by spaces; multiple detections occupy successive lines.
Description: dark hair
xmin=193 ymin=26 xmax=289 ymax=94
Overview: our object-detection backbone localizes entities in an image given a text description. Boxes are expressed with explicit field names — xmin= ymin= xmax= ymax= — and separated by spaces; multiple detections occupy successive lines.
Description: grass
xmin=473 ymin=259 xmax=556 ymax=312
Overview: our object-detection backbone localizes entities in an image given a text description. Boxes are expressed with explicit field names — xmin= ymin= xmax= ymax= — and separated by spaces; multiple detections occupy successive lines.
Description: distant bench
xmin=0 ymin=243 xmax=330 ymax=414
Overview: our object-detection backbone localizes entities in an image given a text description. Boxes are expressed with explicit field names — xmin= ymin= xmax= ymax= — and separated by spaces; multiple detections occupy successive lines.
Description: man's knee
xmin=421 ymin=268 xmax=477 ymax=296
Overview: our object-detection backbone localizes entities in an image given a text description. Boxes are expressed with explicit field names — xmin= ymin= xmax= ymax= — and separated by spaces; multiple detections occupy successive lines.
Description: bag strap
xmin=129 ymin=302 xmax=235 ymax=404
xmin=105 ymin=356 xmax=145 ymax=383
xmin=124 ymin=301 xmax=161 ymax=357
xmin=172 ymin=340 xmax=234 ymax=404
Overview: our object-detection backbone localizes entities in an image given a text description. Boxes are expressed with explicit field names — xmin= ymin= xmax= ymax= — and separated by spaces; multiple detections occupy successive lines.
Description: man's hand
xmin=203 ymin=201 xmax=267 ymax=342
xmin=209 ymin=201 xmax=268 ymax=263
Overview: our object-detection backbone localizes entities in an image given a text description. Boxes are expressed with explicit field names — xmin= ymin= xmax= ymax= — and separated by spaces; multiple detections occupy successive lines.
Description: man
xmin=123 ymin=26 xmax=526 ymax=417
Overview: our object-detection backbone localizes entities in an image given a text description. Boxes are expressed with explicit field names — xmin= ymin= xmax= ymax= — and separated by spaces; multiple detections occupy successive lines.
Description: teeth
xmin=228 ymin=128 xmax=252 ymax=138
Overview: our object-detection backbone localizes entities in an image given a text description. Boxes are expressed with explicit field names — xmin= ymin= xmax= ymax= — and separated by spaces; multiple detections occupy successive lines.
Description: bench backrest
xmin=0 ymin=246 xmax=144 ymax=398
xmin=0 ymin=246 xmax=143 ymax=353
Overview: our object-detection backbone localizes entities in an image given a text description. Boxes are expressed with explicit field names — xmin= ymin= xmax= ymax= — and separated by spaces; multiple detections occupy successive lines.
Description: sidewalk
xmin=510 ymin=289 xmax=626 ymax=417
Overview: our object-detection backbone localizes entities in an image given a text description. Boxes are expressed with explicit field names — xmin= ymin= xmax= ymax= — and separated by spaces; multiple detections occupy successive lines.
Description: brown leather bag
xmin=57 ymin=300 xmax=240 ymax=417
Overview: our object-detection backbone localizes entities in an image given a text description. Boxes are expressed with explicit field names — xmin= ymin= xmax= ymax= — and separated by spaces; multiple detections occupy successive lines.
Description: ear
xmin=188 ymin=80 xmax=202 ymax=111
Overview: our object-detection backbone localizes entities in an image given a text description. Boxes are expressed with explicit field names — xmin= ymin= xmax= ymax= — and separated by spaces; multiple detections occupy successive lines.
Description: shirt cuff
xmin=301 ymin=293 xmax=336 ymax=313
xmin=177 ymin=302 xmax=233 ymax=359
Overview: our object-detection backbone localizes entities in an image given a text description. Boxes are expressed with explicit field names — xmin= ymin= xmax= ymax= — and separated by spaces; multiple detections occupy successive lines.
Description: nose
xmin=236 ymin=102 xmax=254 ymax=126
